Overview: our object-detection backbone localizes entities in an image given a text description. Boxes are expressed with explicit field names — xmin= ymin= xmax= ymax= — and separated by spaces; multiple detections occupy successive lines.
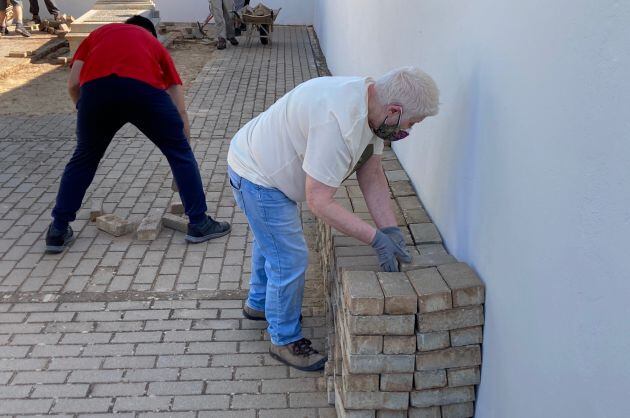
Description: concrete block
xmin=415 ymin=346 xmax=481 ymax=371
xmin=408 ymin=406 xmax=442 ymax=418
xmin=377 ymin=272 xmax=418 ymax=314
xmin=337 ymin=256 xmax=380 ymax=277
xmin=383 ymin=336 xmax=416 ymax=355
xmin=380 ymin=373 xmax=413 ymax=392
xmin=417 ymin=306 xmax=484 ymax=333
xmin=162 ymin=213 xmax=188 ymax=233
xmin=441 ymin=402 xmax=475 ymax=418
xmin=410 ymin=386 xmax=475 ymax=408
xmin=342 ymin=390 xmax=409 ymax=411
xmin=96 ymin=214 xmax=136 ymax=237
xmin=403 ymin=254 xmax=458 ymax=270
xmin=343 ymin=271 xmax=384 ymax=316
xmin=171 ymin=178 xmax=179 ymax=192
xmin=409 ymin=224 xmax=442 ymax=245
xmin=438 ymin=263 xmax=485 ymax=307
xmin=90 ymin=199 xmax=103 ymax=222
xmin=169 ymin=201 xmax=185 ymax=215
xmin=389 ymin=180 xmax=415 ymax=197
xmin=377 ymin=411 xmax=407 ymax=418
xmin=396 ymin=196 xmax=421 ymax=210
xmin=450 ymin=327 xmax=483 ymax=347
xmin=447 ymin=367 xmax=480 ymax=387
xmin=335 ymin=383 xmax=376 ymax=418
xmin=347 ymin=313 xmax=415 ymax=336
xmin=349 ymin=335 xmax=384 ymax=355
xmin=404 ymin=208 xmax=431 ymax=224
xmin=136 ymin=210 xmax=163 ymax=240
xmin=407 ymin=268 xmax=452 ymax=313
xmin=416 ymin=331 xmax=450 ymax=352
xmin=345 ymin=353 xmax=415 ymax=374
xmin=414 ymin=370 xmax=447 ymax=390
xmin=342 ymin=361 xmax=379 ymax=392
xmin=416 ymin=244 xmax=448 ymax=256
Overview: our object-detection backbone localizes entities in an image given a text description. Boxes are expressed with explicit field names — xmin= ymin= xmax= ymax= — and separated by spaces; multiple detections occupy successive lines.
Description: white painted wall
xmin=50 ymin=0 xmax=312 ymax=24
xmin=314 ymin=1 xmax=630 ymax=417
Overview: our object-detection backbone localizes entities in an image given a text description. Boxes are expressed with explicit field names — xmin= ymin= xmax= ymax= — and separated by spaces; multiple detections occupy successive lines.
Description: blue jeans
xmin=228 ymin=166 xmax=308 ymax=346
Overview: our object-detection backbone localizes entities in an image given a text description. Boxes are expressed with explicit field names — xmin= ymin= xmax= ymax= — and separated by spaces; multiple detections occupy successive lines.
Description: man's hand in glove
xmin=370 ymin=226 xmax=413 ymax=272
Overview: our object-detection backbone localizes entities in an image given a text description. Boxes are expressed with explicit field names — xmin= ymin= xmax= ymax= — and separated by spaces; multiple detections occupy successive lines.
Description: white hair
xmin=374 ymin=67 xmax=440 ymax=118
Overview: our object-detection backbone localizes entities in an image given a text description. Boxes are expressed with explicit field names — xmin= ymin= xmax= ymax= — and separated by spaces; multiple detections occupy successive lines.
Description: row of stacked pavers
xmin=331 ymin=263 xmax=485 ymax=418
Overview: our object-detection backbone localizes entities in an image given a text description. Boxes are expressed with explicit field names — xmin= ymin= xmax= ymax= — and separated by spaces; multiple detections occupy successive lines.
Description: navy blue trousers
xmin=51 ymin=76 xmax=208 ymax=227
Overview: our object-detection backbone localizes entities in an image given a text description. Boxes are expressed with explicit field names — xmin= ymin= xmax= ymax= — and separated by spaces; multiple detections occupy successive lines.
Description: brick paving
xmin=0 ymin=26 xmax=335 ymax=416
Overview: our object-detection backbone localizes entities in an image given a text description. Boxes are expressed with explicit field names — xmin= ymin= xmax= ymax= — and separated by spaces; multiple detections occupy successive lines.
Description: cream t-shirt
xmin=227 ymin=76 xmax=384 ymax=203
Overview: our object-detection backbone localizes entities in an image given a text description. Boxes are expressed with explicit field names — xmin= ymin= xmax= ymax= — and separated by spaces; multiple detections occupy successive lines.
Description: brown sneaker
xmin=217 ymin=37 xmax=226 ymax=50
xmin=243 ymin=304 xmax=266 ymax=321
xmin=269 ymin=338 xmax=327 ymax=371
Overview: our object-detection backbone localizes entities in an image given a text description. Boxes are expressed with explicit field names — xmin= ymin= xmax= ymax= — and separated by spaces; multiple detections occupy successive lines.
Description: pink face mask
xmin=372 ymin=112 xmax=409 ymax=141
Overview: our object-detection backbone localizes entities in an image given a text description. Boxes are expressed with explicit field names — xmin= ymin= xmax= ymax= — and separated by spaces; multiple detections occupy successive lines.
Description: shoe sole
xmin=242 ymin=310 xmax=303 ymax=323
xmin=185 ymin=225 xmax=231 ymax=243
xmin=269 ymin=351 xmax=327 ymax=372
xmin=45 ymin=236 xmax=75 ymax=254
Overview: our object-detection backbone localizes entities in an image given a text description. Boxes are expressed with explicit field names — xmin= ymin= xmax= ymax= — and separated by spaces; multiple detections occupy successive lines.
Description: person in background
xmin=209 ymin=0 xmax=238 ymax=50
xmin=0 ymin=1 xmax=32 ymax=37
xmin=29 ymin=0 xmax=61 ymax=24
xmin=45 ymin=15 xmax=231 ymax=253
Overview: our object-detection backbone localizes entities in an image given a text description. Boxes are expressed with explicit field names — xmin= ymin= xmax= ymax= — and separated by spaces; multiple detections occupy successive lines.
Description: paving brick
xmin=169 ymin=201 xmax=185 ymax=214
xmin=416 ymin=331 xmax=450 ymax=352
xmin=0 ymin=399 xmax=53 ymax=414
xmin=123 ymin=368 xmax=179 ymax=382
xmin=408 ymin=406 xmax=441 ymax=418
xmin=212 ymin=353 xmax=263 ymax=367
xmin=261 ymin=377 xmax=318 ymax=393
xmin=103 ymin=356 xmax=156 ymax=369
xmin=188 ymin=341 xmax=237 ymax=354
xmin=380 ymin=373 xmax=414 ymax=392
xmin=32 ymin=384 xmax=89 ymax=398
xmin=417 ymin=306 xmax=484 ymax=333
xmin=234 ymin=366 xmax=288 ymax=380
xmin=342 ymin=367 xmax=380 ymax=392
xmin=410 ymin=386 xmax=475 ymax=408
xmin=90 ymin=199 xmax=104 ymax=221
xmin=13 ymin=370 xmax=68 ymax=384
xmin=382 ymin=335 xmax=416 ymax=355
xmin=289 ymin=392 xmax=330 ymax=408
xmin=96 ymin=214 xmax=136 ymax=237
xmin=0 ymin=345 xmax=30 ymax=358
xmin=82 ymin=343 xmax=134 ymax=357
xmin=232 ymin=393 xmax=287 ymax=409
xmin=62 ymin=332 xmax=112 ymax=344
xmin=414 ymin=370 xmax=447 ymax=390
xmin=49 ymin=357 xmax=103 ymax=370
xmin=341 ymin=390 xmax=409 ymax=410
xmin=0 ymin=384 xmax=33 ymax=398
xmin=157 ymin=354 xmax=209 ymax=368
xmin=346 ymin=312 xmax=415 ymax=336
xmin=416 ymin=346 xmax=481 ymax=371
xmin=259 ymin=410 xmax=314 ymax=418
xmin=52 ymin=398 xmax=113 ymax=413
xmin=147 ymin=381 xmax=204 ymax=395
xmin=164 ymin=330 xmax=214 ymax=342
xmin=407 ymin=268 xmax=452 ymax=313
xmin=447 ymin=366 xmax=480 ymax=387
xmin=344 ymin=353 xmax=415 ymax=374
xmin=0 ymin=358 xmax=48 ymax=371
xmin=377 ymin=272 xmax=418 ymax=314
xmin=441 ymin=401 xmax=475 ymax=418
xmin=450 ymin=326 xmax=483 ymax=347
xmin=205 ymin=380 xmax=259 ymax=394
xmin=171 ymin=395 xmax=231 ymax=410
xmin=438 ymin=263 xmax=485 ymax=307
xmin=137 ymin=211 xmax=163 ymax=240
xmin=68 ymin=370 xmax=124 ymax=383
xmin=92 ymin=383 xmax=147 ymax=397
xmin=162 ymin=213 xmax=188 ymax=233
xmin=114 ymin=396 xmax=172 ymax=412
xmin=342 ymin=271 xmax=384 ymax=315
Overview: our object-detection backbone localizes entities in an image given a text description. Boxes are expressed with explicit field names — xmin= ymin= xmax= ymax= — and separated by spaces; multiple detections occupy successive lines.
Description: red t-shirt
xmin=72 ymin=23 xmax=182 ymax=90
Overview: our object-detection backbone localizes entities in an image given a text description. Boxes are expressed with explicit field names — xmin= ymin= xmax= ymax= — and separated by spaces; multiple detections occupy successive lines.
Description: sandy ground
xmin=0 ymin=39 xmax=214 ymax=115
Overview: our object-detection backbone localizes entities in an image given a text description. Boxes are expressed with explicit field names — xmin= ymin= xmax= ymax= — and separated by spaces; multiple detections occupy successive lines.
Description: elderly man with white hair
xmin=227 ymin=67 xmax=440 ymax=371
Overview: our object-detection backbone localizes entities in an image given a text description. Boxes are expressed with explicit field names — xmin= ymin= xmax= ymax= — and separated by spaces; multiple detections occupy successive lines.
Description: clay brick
xmin=409 ymin=224 xmax=442 ymax=245
xmin=407 ymin=268 xmax=452 ymax=313
xmin=342 ymin=390 xmax=409 ymax=411
xmin=447 ymin=367 xmax=480 ymax=387
xmin=414 ymin=370 xmax=447 ymax=390
xmin=137 ymin=211 xmax=163 ymax=241
xmin=417 ymin=306 xmax=484 ymax=333
xmin=343 ymin=271 xmax=384 ymax=316
xmin=96 ymin=214 xmax=136 ymax=237
xmin=383 ymin=336 xmax=416 ymax=355
xmin=410 ymin=386 xmax=475 ymax=408
xmin=347 ymin=313 xmax=415 ymax=336
xmin=450 ymin=327 xmax=483 ymax=347
xmin=380 ymin=373 xmax=413 ymax=392
xmin=169 ymin=202 xmax=185 ymax=215
xmin=377 ymin=272 xmax=418 ymax=314
xmin=442 ymin=402 xmax=475 ymax=418
xmin=90 ymin=199 xmax=103 ymax=222
xmin=162 ymin=213 xmax=188 ymax=233
xmin=438 ymin=263 xmax=485 ymax=307
xmin=408 ymin=406 xmax=441 ymax=418
xmin=416 ymin=331 xmax=450 ymax=352
xmin=415 ymin=346 xmax=481 ymax=371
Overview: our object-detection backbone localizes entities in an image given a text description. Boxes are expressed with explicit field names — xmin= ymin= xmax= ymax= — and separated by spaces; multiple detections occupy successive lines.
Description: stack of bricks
xmin=316 ymin=148 xmax=486 ymax=417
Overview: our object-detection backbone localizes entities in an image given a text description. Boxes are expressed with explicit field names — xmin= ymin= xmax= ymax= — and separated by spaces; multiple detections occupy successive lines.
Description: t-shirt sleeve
xmin=71 ymin=35 xmax=92 ymax=65
xmin=158 ymin=45 xmax=183 ymax=87
xmin=303 ymin=120 xmax=353 ymax=188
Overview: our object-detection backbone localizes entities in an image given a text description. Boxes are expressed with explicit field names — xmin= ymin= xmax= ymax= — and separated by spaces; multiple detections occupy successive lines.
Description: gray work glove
xmin=370 ymin=226 xmax=413 ymax=272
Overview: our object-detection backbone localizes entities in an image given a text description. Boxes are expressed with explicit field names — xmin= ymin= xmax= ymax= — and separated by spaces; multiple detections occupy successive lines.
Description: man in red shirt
xmin=46 ymin=15 xmax=231 ymax=253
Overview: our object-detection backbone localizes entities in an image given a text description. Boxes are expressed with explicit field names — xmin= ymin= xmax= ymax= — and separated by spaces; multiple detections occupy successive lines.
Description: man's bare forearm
xmin=312 ymin=198 xmax=377 ymax=244
xmin=357 ymin=155 xmax=398 ymax=229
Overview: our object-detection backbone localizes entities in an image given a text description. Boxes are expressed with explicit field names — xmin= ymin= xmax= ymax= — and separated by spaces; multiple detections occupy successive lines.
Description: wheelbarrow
xmin=241 ymin=4 xmax=281 ymax=46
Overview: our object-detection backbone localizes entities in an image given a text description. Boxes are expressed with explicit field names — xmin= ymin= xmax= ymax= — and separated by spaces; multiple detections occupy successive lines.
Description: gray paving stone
xmin=171 ymin=395 xmax=231 ymax=410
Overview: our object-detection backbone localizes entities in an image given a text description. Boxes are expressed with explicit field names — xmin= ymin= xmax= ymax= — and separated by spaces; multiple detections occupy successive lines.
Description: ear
xmin=386 ymin=104 xmax=403 ymax=117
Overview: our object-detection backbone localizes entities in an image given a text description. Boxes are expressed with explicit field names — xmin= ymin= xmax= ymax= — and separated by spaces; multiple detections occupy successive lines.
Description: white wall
xmin=51 ymin=0 xmax=312 ymax=24
xmin=315 ymin=1 xmax=630 ymax=417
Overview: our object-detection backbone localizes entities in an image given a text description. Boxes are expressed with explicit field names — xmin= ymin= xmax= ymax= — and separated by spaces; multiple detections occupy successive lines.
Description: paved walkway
xmin=0 ymin=26 xmax=335 ymax=417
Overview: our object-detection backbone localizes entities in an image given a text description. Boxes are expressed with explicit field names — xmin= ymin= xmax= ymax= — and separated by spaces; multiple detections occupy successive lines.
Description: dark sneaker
xmin=45 ymin=224 xmax=74 ymax=254
xmin=228 ymin=37 xmax=239 ymax=46
xmin=15 ymin=25 xmax=32 ymax=37
xmin=32 ymin=15 xmax=42 ymax=24
xmin=185 ymin=216 xmax=231 ymax=243
xmin=217 ymin=37 xmax=226 ymax=50
xmin=0 ymin=26 xmax=8 ymax=36
xmin=269 ymin=338 xmax=327 ymax=371
xmin=243 ymin=304 xmax=266 ymax=321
